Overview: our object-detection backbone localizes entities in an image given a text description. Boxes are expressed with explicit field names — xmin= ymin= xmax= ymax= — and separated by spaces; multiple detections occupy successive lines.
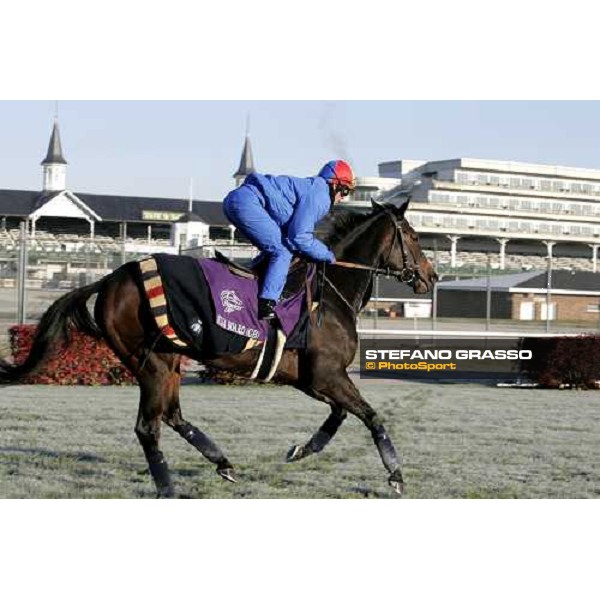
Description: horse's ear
xmin=371 ymin=197 xmax=386 ymax=212
xmin=371 ymin=197 xmax=395 ymax=212
xmin=395 ymin=200 xmax=410 ymax=219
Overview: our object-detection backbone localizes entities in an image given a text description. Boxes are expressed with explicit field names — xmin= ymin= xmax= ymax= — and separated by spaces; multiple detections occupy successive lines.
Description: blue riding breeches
xmin=223 ymin=186 xmax=293 ymax=302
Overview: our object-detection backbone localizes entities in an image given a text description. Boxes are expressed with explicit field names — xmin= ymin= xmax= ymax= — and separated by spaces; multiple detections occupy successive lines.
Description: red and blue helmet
xmin=318 ymin=160 xmax=356 ymax=190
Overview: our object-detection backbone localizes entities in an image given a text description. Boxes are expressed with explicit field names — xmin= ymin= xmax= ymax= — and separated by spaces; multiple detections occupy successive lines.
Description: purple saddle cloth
xmin=198 ymin=258 xmax=314 ymax=342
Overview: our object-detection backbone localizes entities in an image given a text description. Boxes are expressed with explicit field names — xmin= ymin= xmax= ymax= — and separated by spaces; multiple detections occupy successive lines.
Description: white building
xmin=369 ymin=158 xmax=600 ymax=273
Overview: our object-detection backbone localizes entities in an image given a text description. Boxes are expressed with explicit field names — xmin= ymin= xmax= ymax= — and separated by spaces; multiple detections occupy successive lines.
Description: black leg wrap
xmin=307 ymin=429 xmax=333 ymax=454
xmin=320 ymin=412 xmax=345 ymax=437
xmin=372 ymin=425 xmax=400 ymax=474
xmin=176 ymin=423 xmax=230 ymax=466
xmin=148 ymin=459 xmax=174 ymax=498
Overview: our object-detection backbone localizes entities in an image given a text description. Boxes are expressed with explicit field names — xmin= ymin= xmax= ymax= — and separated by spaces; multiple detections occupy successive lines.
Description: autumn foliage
xmin=9 ymin=325 xmax=135 ymax=385
xmin=521 ymin=335 xmax=600 ymax=389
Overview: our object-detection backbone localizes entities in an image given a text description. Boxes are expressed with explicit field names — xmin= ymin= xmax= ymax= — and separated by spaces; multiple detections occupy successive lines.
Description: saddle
xmin=213 ymin=250 xmax=257 ymax=279
xmin=213 ymin=250 xmax=309 ymax=300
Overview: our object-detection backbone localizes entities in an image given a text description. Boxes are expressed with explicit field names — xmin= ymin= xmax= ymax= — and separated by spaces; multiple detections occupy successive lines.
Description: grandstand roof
xmin=513 ymin=270 xmax=600 ymax=293
xmin=438 ymin=270 xmax=600 ymax=293
xmin=0 ymin=189 xmax=228 ymax=226
xmin=438 ymin=271 xmax=542 ymax=291
xmin=0 ymin=190 xmax=39 ymax=215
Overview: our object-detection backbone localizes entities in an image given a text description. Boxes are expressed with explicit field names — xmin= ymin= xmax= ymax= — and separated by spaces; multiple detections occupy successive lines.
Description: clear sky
xmin=3 ymin=100 xmax=600 ymax=202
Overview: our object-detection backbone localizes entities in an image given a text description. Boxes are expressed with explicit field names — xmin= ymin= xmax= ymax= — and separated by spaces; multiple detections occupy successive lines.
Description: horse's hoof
xmin=217 ymin=467 xmax=237 ymax=483
xmin=388 ymin=471 xmax=405 ymax=496
xmin=286 ymin=444 xmax=305 ymax=463
xmin=156 ymin=486 xmax=175 ymax=499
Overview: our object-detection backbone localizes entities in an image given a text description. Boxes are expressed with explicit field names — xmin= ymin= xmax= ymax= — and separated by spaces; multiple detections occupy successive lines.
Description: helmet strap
xmin=328 ymin=183 xmax=337 ymax=205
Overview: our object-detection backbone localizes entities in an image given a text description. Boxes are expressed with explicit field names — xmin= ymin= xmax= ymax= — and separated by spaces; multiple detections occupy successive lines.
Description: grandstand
xmin=362 ymin=158 xmax=600 ymax=274
xmin=0 ymin=120 xmax=240 ymax=290
xmin=427 ymin=250 xmax=595 ymax=273
xmin=3 ymin=121 xmax=600 ymax=295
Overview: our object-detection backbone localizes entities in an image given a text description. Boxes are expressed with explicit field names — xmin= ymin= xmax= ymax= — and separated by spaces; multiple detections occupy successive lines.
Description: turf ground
xmin=1 ymin=378 xmax=598 ymax=499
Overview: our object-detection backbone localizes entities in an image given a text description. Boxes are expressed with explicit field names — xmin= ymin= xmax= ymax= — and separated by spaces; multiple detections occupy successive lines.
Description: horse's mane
xmin=320 ymin=209 xmax=375 ymax=248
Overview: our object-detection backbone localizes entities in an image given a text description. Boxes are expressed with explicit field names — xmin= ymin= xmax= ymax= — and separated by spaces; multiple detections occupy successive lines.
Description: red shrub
xmin=9 ymin=325 xmax=135 ymax=385
xmin=521 ymin=335 xmax=600 ymax=389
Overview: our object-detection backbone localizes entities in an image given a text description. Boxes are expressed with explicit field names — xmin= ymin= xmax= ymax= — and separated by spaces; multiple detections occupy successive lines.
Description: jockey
xmin=223 ymin=159 xmax=356 ymax=321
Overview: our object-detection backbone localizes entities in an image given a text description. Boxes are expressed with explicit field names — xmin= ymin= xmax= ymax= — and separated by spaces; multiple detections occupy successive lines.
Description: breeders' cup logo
xmin=220 ymin=289 xmax=244 ymax=314
xmin=190 ymin=320 xmax=203 ymax=336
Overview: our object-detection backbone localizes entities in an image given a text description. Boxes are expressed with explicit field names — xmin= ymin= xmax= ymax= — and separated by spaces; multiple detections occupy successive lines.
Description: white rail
xmin=356 ymin=329 xmax=593 ymax=338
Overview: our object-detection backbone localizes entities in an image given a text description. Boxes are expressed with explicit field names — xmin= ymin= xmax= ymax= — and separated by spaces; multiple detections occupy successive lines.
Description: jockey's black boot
xmin=258 ymin=298 xmax=277 ymax=321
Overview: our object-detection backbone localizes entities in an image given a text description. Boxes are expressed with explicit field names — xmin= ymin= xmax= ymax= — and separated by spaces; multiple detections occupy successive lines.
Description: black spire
xmin=41 ymin=120 xmax=67 ymax=165
xmin=233 ymin=136 xmax=255 ymax=178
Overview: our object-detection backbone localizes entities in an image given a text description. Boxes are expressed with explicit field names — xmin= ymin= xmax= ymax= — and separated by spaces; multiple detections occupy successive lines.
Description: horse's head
xmin=370 ymin=198 xmax=437 ymax=294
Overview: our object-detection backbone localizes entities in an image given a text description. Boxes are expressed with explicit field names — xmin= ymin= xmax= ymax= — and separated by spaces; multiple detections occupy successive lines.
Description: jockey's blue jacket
xmin=223 ymin=173 xmax=335 ymax=302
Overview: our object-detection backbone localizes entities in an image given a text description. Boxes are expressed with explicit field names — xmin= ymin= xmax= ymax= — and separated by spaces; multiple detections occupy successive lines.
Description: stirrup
xmin=258 ymin=298 xmax=277 ymax=321
xmin=260 ymin=312 xmax=277 ymax=322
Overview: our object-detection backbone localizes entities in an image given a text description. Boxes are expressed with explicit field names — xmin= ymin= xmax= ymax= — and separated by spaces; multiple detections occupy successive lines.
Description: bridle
xmin=333 ymin=209 xmax=421 ymax=287
xmin=315 ymin=209 xmax=422 ymax=319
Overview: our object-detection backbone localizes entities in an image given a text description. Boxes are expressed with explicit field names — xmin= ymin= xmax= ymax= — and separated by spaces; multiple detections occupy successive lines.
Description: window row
xmin=408 ymin=213 xmax=600 ymax=237
xmin=429 ymin=191 xmax=600 ymax=217
xmin=454 ymin=170 xmax=600 ymax=196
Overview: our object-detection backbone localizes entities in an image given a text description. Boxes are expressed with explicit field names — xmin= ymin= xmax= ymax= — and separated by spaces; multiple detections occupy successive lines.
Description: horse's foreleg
xmin=318 ymin=375 xmax=404 ymax=495
xmin=163 ymin=375 xmax=236 ymax=483
xmin=286 ymin=400 xmax=347 ymax=462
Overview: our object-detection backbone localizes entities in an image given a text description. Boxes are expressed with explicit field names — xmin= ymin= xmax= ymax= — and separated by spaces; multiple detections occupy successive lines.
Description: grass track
xmin=1 ymin=379 xmax=599 ymax=498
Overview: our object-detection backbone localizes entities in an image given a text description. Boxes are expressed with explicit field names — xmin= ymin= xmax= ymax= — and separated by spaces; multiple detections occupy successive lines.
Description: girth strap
xmin=249 ymin=326 xmax=287 ymax=382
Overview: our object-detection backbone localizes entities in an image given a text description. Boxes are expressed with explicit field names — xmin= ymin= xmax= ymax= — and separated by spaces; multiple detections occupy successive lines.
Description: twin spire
xmin=233 ymin=135 xmax=255 ymax=185
xmin=41 ymin=120 xmax=67 ymax=192
xmin=41 ymin=120 xmax=67 ymax=166
xmin=40 ymin=117 xmax=255 ymax=193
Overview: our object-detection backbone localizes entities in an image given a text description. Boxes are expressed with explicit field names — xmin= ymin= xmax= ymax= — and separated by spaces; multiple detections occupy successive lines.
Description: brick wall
xmin=512 ymin=293 xmax=600 ymax=323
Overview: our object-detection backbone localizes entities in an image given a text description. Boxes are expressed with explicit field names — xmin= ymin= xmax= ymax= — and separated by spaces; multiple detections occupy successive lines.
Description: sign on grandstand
xmin=142 ymin=210 xmax=185 ymax=222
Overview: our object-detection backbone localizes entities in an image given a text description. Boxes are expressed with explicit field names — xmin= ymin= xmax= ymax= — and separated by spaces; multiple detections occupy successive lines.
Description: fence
xmin=0 ymin=222 xmax=172 ymax=358
xmin=1 ymin=224 xmax=599 ymax=361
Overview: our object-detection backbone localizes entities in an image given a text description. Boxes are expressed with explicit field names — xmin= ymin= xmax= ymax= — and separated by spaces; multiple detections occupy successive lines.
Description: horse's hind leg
xmin=135 ymin=403 xmax=172 ymax=498
xmin=287 ymin=396 xmax=347 ymax=462
xmin=97 ymin=271 xmax=178 ymax=497
xmin=135 ymin=358 xmax=178 ymax=498
xmin=162 ymin=372 xmax=236 ymax=483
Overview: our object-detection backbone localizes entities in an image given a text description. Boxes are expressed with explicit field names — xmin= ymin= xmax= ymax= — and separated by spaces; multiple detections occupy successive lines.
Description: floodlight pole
xmin=485 ymin=254 xmax=492 ymax=331
xmin=431 ymin=280 xmax=438 ymax=330
xmin=431 ymin=240 xmax=438 ymax=331
xmin=120 ymin=221 xmax=127 ymax=266
xmin=374 ymin=275 xmax=379 ymax=330
xmin=17 ymin=220 xmax=28 ymax=325
xmin=545 ymin=254 xmax=552 ymax=333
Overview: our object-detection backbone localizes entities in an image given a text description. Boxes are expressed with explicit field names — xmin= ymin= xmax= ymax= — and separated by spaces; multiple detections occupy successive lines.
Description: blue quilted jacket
xmin=244 ymin=173 xmax=334 ymax=262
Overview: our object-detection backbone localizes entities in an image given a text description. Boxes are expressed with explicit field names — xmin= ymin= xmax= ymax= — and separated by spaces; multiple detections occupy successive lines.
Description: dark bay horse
xmin=0 ymin=200 xmax=437 ymax=497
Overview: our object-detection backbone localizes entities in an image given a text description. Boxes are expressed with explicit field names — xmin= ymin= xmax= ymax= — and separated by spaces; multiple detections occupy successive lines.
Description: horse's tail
xmin=0 ymin=277 xmax=106 ymax=384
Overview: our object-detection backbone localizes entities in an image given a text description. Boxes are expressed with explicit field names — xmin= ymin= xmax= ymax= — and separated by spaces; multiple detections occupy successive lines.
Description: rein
xmin=334 ymin=260 xmax=413 ymax=281
xmin=315 ymin=210 xmax=421 ymax=322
